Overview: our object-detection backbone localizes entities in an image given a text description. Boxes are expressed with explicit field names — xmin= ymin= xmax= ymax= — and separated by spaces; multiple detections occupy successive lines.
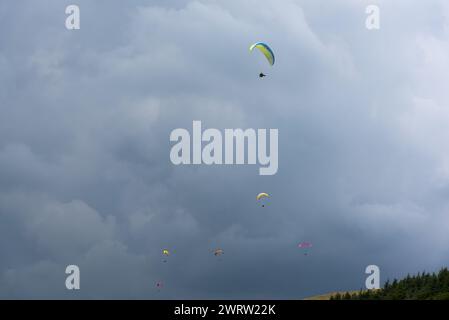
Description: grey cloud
xmin=1 ymin=0 xmax=449 ymax=299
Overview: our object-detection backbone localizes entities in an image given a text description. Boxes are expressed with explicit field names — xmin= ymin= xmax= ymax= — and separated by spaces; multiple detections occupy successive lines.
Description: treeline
xmin=331 ymin=268 xmax=449 ymax=300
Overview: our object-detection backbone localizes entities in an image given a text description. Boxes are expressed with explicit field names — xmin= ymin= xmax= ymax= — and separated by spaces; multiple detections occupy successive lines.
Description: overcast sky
xmin=1 ymin=0 xmax=449 ymax=299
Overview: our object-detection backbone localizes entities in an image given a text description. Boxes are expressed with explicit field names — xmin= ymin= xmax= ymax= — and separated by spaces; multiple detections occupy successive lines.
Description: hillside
xmin=325 ymin=268 xmax=449 ymax=300
xmin=304 ymin=291 xmax=354 ymax=300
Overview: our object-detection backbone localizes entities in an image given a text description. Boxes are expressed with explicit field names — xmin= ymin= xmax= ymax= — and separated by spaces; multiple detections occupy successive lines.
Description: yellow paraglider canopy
xmin=256 ymin=193 xmax=270 ymax=201
xmin=163 ymin=249 xmax=170 ymax=256
xmin=249 ymin=42 xmax=275 ymax=66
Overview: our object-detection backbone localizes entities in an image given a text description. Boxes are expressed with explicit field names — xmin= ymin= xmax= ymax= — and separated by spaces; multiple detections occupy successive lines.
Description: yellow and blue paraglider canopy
xmin=249 ymin=42 xmax=275 ymax=66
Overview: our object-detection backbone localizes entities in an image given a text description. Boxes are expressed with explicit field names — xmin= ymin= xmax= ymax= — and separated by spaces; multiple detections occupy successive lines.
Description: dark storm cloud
xmin=1 ymin=0 xmax=449 ymax=299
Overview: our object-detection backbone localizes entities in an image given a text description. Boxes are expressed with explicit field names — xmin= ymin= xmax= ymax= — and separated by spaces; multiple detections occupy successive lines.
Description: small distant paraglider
xmin=256 ymin=192 xmax=270 ymax=207
xmin=298 ymin=242 xmax=313 ymax=256
xmin=250 ymin=42 xmax=275 ymax=78
xmin=156 ymin=281 xmax=164 ymax=291
xmin=162 ymin=249 xmax=170 ymax=263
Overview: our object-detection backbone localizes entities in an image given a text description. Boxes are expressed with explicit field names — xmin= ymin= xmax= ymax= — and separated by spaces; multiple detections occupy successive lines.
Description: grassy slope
xmin=304 ymin=291 xmax=362 ymax=300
